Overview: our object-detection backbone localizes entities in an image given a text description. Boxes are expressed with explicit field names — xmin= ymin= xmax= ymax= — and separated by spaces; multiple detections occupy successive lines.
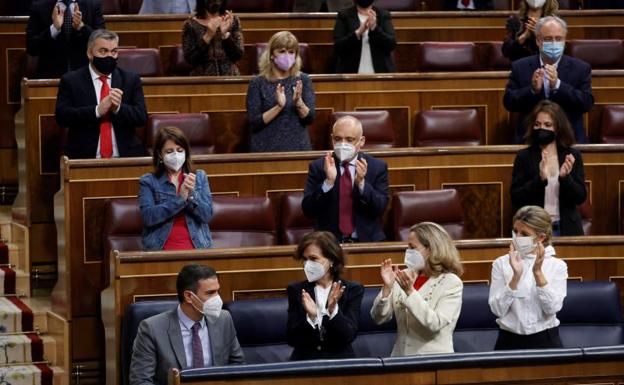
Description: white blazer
xmin=370 ymin=273 xmax=463 ymax=356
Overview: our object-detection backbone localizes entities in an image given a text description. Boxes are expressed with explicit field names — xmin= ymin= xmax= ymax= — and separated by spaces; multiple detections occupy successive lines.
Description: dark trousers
xmin=494 ymin=327 xmax=563 ymax=350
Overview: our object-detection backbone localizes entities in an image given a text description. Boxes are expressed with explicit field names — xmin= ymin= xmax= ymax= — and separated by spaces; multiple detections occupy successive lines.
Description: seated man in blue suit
xmin=302 ymin=115 xmax=389 ymax=242
xmin=503 ymin=16 xmax=594 ymax=144
xmin=129 ymin=264 xmax=244 ymax=385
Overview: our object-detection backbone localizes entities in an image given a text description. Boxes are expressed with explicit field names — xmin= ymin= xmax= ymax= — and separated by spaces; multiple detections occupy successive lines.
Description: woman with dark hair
xmin=138 ymin=126 xmax=213 ymax=250
xmin=182 ymin=0 xmax=244 ymax=76
xmin=287 ymin=231 xmax=364 ymax=360
xmin=371 ymin=222 xmax=463 ymax=355
xmin=510 ymin=100 xmax=586 ymax=236
xmin=489 ymin=205 xmax=567 ymax=349
xmin=502 ymin=0 xmax=559 ymax=61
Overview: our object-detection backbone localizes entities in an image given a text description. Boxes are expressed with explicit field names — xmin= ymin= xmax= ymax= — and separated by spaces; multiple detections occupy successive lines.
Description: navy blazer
xmin=287 ymin=279 xmax=364 ymax=360
xmin=302 ymin=152 xmax=389 ymax=242
xmin=503 ymin=54 xmax=594 ymax=144
xmin=510 ymin=144 xmax=587 ymax=236
xmin=26 ymin=0 xmax=105 ymax=79
xmin=55 ymin=65 xmax=148 ymax=159
xmin=333 ymin=6 xmax=396 ymax=73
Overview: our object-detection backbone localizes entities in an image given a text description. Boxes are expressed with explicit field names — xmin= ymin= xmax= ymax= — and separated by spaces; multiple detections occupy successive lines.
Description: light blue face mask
xmin=541 ymin=41 xmax=565 ymax=61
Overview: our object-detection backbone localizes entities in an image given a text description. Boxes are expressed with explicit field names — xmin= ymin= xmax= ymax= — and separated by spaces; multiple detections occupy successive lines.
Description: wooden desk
xmin=2 ymin=10 xmax=624 ymax=200
xmin=101 ymin=238 xmax=624 ymax=385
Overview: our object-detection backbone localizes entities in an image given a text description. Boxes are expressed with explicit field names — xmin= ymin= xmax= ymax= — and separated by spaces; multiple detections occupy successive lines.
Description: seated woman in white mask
xmin=371 ymin=222 xmax=464 ymax=356
xmin=287 ymin=231 xmax=364 ymax=360
xmin=489 ymin=205 xmax=567 ymax=349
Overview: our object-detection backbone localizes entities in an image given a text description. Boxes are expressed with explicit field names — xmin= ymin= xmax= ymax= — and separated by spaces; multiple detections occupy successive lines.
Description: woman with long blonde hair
xmin=246 ymin=31 xmax=316 ymax=152
xmin=502 ymin=0 xmax=559 ymax=61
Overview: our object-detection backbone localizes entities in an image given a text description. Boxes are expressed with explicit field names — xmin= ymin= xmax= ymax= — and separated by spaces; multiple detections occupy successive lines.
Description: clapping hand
xmin=544 ymin=64 xmax=558 ymax=88
xmin=202 ymin=17 xmax=220 ymax=43
xmin=72 ymin=2 xmax=83 ymax=30
xmin=354 ymin=158 xmax=367 ymax=186
xmin=532 ymin=67 xmax=545 ymax=94
xmin=180 ymin=172 xmax=196 ymax=200
xmin=395 ymin=268 xmax=417 ymax=296
xmin=508 ymin=243 xmax=523 ymax=278
xmin=109 ymin=88 xmax=123 ymax=110
xmin=366 ymin=9 xmax=377 ymax=31
xmin=539 ymin=149 xmax=549 ymax=181
xmin=293 ymin=80 xmax=303 ymax=105
xmin=559 ymin=154 xmax=575 ymax=178
xmin=219 ymin=11 xmax=233 ymax=34
xmin=532 ymin=242 xmax=545 ymax=274
xmin=302 ymin=289 xmax=317 ymax=319
xmin=326 ymin=281 xmax=345 ymax=315
xmin=324 ymin=151 xmax=337 ymax=185
xmin=52 ymin=3 xmax=63 ymax=30
xmin=275 ymin=83 xmax=286 ymax=108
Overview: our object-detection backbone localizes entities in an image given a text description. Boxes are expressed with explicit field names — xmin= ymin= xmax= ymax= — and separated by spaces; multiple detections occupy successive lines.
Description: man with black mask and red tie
xmin=333 ymin=0 xmax=396 ymax=73
xmin=55 ymin=29 xmax=147 ymax=159
xmin=302 ymin=115 xmax=389 ymax=243
xmin=26 ymin=0 xmax=105 ymax=79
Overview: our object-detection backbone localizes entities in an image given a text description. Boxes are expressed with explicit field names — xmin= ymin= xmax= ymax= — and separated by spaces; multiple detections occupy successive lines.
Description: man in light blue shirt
xmin=139 ymin=0 xmax=196 ymax=14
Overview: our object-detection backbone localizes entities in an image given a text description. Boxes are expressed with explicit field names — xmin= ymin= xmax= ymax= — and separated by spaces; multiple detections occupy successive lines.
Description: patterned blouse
xmin=182 ymin=16 xmax=244 ymax=76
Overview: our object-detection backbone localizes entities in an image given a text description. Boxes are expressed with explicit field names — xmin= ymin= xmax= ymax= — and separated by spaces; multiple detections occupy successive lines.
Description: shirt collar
xmin=539 ymin=54 xmax=561 ymax=68
xmin=177 ymin=305 xmax=205 ymax=330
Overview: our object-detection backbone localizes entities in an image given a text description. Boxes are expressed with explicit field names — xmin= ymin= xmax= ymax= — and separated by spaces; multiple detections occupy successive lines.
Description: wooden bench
xmin=101 ymin=238 xmax=624 ymax=385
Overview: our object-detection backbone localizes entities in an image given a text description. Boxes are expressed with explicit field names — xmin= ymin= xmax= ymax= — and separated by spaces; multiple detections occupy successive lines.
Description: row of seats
xmin=100 ymin=0 xmax=589 ymax=14
xmin=103 ymin=189 xmax=594 ymax=259
xmin=119 ymin=39 xmax=624 ymax=78
xmin=121 ymin=281 xmax=624 ymax=385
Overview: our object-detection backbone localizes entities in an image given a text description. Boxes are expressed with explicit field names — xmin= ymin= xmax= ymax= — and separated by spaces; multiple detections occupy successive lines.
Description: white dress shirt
xmin=177 ymin=306 xmax=212 ymax=367
xmin=540 ymin=55 xmax=562 ymax=98
xmin=357 ymin=13 xmax=375 ymax=74
xmin=455 ymin=0 xmax=475 ymax=9
xmin=306 ymin=283 xmax=339 ymax=328
xmin=489 ymin=245 xmax=568 ymax=335
xmin=88 ymin=64 xmax=120 ymax=158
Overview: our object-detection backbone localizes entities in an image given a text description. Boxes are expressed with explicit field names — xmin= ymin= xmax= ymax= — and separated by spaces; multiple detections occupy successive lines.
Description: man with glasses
xmin=55 ymin=29 xmax=147 ymax=159
xmin=302 ymin=115 xmax=389 ymax=243
xmin=503 ymin=16 xmax=593 ymax=143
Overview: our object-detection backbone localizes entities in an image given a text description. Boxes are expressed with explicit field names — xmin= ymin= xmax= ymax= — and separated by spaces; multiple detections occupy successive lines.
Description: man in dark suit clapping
xmin=55 ymin=29 xmax=148 ymax=159
xmin=302 ymin=115 xmax=389 ymax=242
xmin=26 ymin=0 xmax=105 ymax=79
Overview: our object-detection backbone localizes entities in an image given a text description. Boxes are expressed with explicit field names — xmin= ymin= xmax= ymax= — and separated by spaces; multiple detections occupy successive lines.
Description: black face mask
xmin=532 ymin=128 xmax=556 ymax=145
xmin=355 ymin=0 xmax=374 ymax=7
xmin=92 ymin=56 xmax=117 ymax=75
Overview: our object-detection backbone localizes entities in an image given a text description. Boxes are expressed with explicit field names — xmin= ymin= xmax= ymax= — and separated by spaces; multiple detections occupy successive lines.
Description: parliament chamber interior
xmin=0 ymin=0 xmax=623 ymax=384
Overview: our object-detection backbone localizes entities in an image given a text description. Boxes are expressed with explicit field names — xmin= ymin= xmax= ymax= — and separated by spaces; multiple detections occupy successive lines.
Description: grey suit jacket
xmin=293 ymin=0 xmax=352 ymax=11
xmin=129 ymin=308 xmax=244 ymax=385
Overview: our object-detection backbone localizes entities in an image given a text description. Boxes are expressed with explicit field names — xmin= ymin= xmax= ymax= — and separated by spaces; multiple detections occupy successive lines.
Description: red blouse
xmin=163 ymin=173 xmax=194 ymax=250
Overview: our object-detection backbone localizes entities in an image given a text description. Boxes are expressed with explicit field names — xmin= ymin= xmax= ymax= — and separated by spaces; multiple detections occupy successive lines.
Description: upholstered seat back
xmin=117 ymin=48 xmax=163 ymax=77
xmin=211 ymin=196 xmax=277 ymax=248
xmin=352 ymin=287 xmax=397 ymax=358
xmin=600 ymin=105 xmax=624 ymax=143
xmin=488 ymin=41 xmax=511 ymax=70
xmin=419 ymin=42 xmax=479 ymax=72
xmin=103 ymin=198 xmax=143 ymax=261
xmin=413 ymin=109 xmax=481 ymax=147
xmin=453 ymin=283 xmax=498 ymax=352
xmin=145 ymin=113 xmax=215 ymax=155
xmin=254 ymin=43 xmax=311 ymax=74
xmin=331 ymin=111 xmax=395 ymax=149
xmin=280 ymin=192 xmax=314 ymax=245
xmin=392 ymin=189 xmax=466 ymax=241
xmin=168 ymin=44 xmax=192 ymax=76
xmin=101 ymin=0 xmax=122 ymax=14
xmin=224 ymin=298 xmax=292 ymax=363
xmin=567 ymin=39 xmax=624 ymax=69
xmin=375 ymin=0 xmax=418 ymax=11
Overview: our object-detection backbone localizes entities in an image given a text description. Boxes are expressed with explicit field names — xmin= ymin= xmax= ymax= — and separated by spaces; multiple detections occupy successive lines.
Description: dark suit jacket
xmin=510 ymin=144 xmax=587 ymax=236
xmin=302 ymin=152 xmax=389 ymax=242
xmin=55 ymin=65 xmax=148 ymax=159
xmin=26 ymin=0 xmax=105 ymax=79
xmin=129 ymin=308 xmax=245 ymax=385
xmin=503 ymin=54 xmax=594 ymax=144
xmin=333 ymin=6 xmax=396 ymax=73
xmin=287 ymin=279 xmax=364 ymax=360
xmin=443 ymin=0 xmax=493 ymax=9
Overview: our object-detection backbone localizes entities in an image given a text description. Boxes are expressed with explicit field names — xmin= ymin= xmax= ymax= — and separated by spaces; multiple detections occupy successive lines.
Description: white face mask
xmin=304 ymin=260 xmax=327 ymax=282
xmin=526 ymin=0 xmax=546 ymax=8
xmin=163 ymin=150 xmax=186 ymax=172
xmin=333 ymin=142 xmax=357 ymax=163
xmin=404 ymin=248 xmax=425 ymax=271
xmin=192 ymin=292 xmax=223 ymax=321
xmin=512 ymin=231 xmax=536 ymax=257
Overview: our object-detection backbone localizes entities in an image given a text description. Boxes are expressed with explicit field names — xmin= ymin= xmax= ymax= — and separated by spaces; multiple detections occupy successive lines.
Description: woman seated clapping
xmin=371 ymin=222 xmax=464 ymax=356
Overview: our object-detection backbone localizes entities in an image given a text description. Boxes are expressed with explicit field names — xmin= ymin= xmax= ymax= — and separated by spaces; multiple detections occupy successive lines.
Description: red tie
xmin=461 ymin=0 xmax=470 ymax=6
xmin=339 ymin=162 xmax=354 ymax=237
xmin=99 ymin=75 xmax=113 ymax=158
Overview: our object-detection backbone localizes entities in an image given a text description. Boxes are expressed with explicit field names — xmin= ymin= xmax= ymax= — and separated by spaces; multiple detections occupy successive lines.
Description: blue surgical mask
xmin=541 ymin=41 xmax=565 ymax=62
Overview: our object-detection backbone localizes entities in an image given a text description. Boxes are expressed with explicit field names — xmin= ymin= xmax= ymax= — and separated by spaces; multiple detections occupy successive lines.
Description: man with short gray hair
xmin=503 ymin=16 xmax=594 ymax=143
xmin=55 ymin=29 xmax=148 ymax=159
